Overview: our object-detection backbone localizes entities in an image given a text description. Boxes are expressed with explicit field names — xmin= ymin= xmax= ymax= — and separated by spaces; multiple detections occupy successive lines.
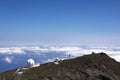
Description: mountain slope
xmin=0 ymin=52 xmax=120 ymax=80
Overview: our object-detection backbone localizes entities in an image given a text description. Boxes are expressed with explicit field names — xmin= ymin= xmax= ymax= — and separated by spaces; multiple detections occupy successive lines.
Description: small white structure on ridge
xmin=14 ymin=68 xmax=23 ymax=80
xmin=54 ymin=57 xmax=60 ymax=64
xmin=15 ymin=68 xmax=23 ymax=75
xmin=68 ymin=54 xmax=71 ymax=59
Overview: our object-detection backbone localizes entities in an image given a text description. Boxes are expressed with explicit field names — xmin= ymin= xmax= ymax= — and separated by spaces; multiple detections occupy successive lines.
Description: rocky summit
xmin=0 ymin=52 xmax=120 ymax=80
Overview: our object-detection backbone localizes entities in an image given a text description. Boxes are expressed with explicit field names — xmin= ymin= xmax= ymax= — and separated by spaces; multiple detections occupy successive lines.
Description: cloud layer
xmin=0 ymin=46 xmax=120 ymax=62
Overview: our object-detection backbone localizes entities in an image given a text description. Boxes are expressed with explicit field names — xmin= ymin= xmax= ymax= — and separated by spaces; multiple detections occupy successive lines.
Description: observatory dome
xmin=27 ymin=58 xmax=35 ymax=68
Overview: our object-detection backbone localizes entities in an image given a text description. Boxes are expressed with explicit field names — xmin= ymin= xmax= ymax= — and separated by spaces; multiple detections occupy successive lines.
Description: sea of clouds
xmin=0 ymin=46 xmax=120 ymax=61
xmin=0 ymin=46 xmax=120 ymax=72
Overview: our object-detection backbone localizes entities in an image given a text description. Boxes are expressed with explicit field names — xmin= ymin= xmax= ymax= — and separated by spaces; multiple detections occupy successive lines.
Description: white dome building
xmin=27 ymin=58 xmax=40 ymax=68
xmin=27 ymin=58 xmax=35 ymax=68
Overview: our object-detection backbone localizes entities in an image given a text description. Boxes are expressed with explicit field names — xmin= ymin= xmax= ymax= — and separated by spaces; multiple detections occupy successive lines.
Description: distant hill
xmin=0 ymin=52 xmax=120 ymax=80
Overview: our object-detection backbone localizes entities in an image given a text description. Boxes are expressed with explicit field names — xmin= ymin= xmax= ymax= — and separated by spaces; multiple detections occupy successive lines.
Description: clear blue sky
xmin=0 ymin=0 xmax=120 ymax=46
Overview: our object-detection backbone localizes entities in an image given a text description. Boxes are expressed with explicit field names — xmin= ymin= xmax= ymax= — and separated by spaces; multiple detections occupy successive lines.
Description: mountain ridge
xmin=0 ymin=52 xmax=120 ymax=80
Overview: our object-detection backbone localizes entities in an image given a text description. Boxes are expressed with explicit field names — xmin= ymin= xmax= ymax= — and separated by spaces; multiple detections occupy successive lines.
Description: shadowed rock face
xmin=0 ymin=52 xmax=120 ymax=80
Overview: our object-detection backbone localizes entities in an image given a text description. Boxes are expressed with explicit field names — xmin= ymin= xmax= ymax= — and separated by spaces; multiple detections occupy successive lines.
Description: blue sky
xmin=0 ymin=0 xmax=120 ymax=46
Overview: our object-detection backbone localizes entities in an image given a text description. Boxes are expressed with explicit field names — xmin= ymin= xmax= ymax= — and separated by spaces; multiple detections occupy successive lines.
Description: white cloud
xmin=0 ymin=48 xmax=11 ymax=54
xmin=4 ymin=56 xmax=13 ymax=63
xmin=49 ymin=46 xmax=81 ymax=51
xmin=45 ymin=59 xmax=54 ymax=63
xmin=110 ymin=55 xmax=120 ymax=61
xmin=44 ymin=57 xmax=66 ymax=63
xmin=0 ymin=47 xmax=24 ymax=54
